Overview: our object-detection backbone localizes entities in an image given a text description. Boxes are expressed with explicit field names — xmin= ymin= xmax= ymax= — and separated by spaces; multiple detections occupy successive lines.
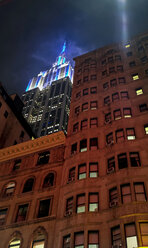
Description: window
xmin=81 ymin=119 xmax=88 ymax=130
xmin=83 ymin=76 xmax=88 ymax=82
xmin=37 ymin=151 xmax=50 ymax=165
xmin=89 ymin=193 xmax=98 ymax=212
xmin=108 ymin=56 xmax=113 ymax=63
xmin=118 ymin=77 xmax=126 ymax=84
xmin=77 ymin=79 xmax=81 ymax=85
xmin=102 ymin=59 xmax=106 ymax=65
xmin=108 ymin=157 xmax=115 ymax=171
xmin=104 ymin=96 xmax=110 ymax=105
xmin=65 ymin=197 xmax=73 ymax=216
xmin=90 ymin=87 xmax=97 ymax=94
xmin=74 ymin=232 xmax=84 ymax=248
xmin=139 ymin=222 xmax=148 ymax=246
xmin=112 ymin=92 xmax=119 ymax=102
xmin=4 ymin=110 xmax=8 ymax=118
xmin=117 ymin=65 xmax=123 ymax=72
xmin=23 ymin=178 xmax=34 ymax=193
xmin=91 ymin=74 xmax=97 ymax=80
xmin=82 ymin=102 xmax=88 ymax=112
xmin=125 ymin=223 xmax=138 ymax=248
xmin=118 ymin=153 xmax=128 ymax=169
xmin=13 ymin=159 xmax=21 ymax=171
xmin=75 ymin=106 xmax=80 ymax=115
xmin=144 ymin=124 xmax=148 ymax=134
xmin=77 ymin=194 xmax=85 ymax=213
xmin=9 ymin=239 xmax=21 ymax=248
xmin=106 ymin=132 xmax=113 ymax=145
xmin=76 ymin=92 xmax=81 ymax=99
xmin=126 ymin=128 xmax=135 ymax=140
xmin=63 ymin=235 xmax=71 ymax=248
xmin=71 ymin=143 xmax=77 ymax=155
xmin=123 ymin=108 xmax=132 ymax=118
xmin=132 ymin=73 xmax=139 ymax=80
xmin=105 ymin=112 xmax=111 ymax=123
xmin=110 ymin=78 xmax=117 ymax=87
xmin=73 ymin=123 xmax=79 ymax=133
xmin=126 ymin=51 xmax=132 ymax=56
xmin=109 ymin=67 xmax=115 ymax=73
xmin=3 ymin=182 xmax=15 ymax=197
xmin=121 ymin=184 xmax=131 ymax=203
xmin=68 ymin=167 xmax=75 ymax=182
xmin=139 ymin=103 xmax=147 ymax=112
xmin=90 ymin=118 xmax=98 ymax=128
xmin=32 ymin=233 xmax=45 ymax=248
xmin=103 ymin=82 xmax=109 ymax=90
xmin=134 ymin=182 xmax=146 ymax=201
xmin=37 ymin=199 xmax=51 ymax=218
xmin=121 ymin=91 xmax=129 ymax=99
xmin=114 ymin=109 xmax=122 ymax=120
xmin=78 ymin=164 xmax=86 ymax=180
xmin=15 ymin=204 xmax=28 ymax=222
xmin=83 ymin=88 xmax=88 ymax=96
xmin=109 ymin=187 xmax=118 ymax=207
xmin=102 ymin=70 xmax=107 ymax=76
xmin=89 ymin=162 xmax=98 ymax=178
xmin=88 ymin=231 xmax=99 ymax=248
xmin=90 ymin=101 xmax=97 ymax=110
xmin=90 ymin=138 xmax=98 ymax=150
xmin=136 ymin=87 xmax=143 ymax=95
xmin=0 ymin=208 xmax=7 ymax=225
xmin=111 ymin=226 xmax=122 ymax=247
xmin=43 ymin=173 xmax=54 ymax=188
xmin=125 ymin=44 xmax=131 ymax=48
xmin=20 ymin=131 xmax=24 ymax=138
xmin=80 ymin=139 xmax=87 ymax=152
xmin=116 ymin=129 xmax=124 ymax=142
xmin=115 ymin=55 xmax=121 ymax=61
xmin=129 ymin=61 xmax=136 ymax=67
xmin=130 ymin=152 xmax=141 ymax=167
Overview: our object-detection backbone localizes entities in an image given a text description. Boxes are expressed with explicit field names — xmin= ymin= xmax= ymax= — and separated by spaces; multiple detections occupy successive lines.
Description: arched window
xmin=3 ymin=182 xmax=15 ymax=197
xmin=22 ymin=178 xmax=34 ymax=193
xmin=8 ymin=238 xmax=21 ymax=248
xmin=31 ymin=227 xmax=47 ymax=248
xmin=43 ymin=173 xmax=54 ymax=188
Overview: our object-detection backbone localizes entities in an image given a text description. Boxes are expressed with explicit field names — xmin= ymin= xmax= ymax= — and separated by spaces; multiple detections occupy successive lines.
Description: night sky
xmin=0 ymin=0 xmax=148 ymax=95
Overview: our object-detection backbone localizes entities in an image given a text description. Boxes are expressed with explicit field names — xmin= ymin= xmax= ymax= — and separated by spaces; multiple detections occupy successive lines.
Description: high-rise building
xmin=21 ymin=42 xmax=73 ymax=136
xmin=0 ymin=32 xmax=148 ymax=248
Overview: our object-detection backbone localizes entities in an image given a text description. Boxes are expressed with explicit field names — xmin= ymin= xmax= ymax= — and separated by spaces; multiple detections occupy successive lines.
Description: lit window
xmin=0 ymin=208 xmax=7 ymax=225
xmin=123 ymin=108 xmax=132 ymax=118
xmin=114 ymin=109 xmax=122 ymax=120
xmin=90 ymin=138 xmax=98 ymax=150
xmin=78 ymin=164 xmax=86 ymax=180
xmin=116 ymin=129 xmax=124 ymax=142
xmin=132 ymin=73 xmax=139 ymax=80
xmin=37 ymin=199 xmax=51 ymax=218
xmin=130 ymin=152 xmax=141 ymax=167
xmin=125 ymin=43 xmax=130 ymax=48
xmin=81 ymin=119 xmax=88 ymax=130
xmin=80 ymin=139 xmax=87 ymax=152
xmin=121 ymin=184 xmax=131 ymax=203
xmin=136 ymin=87 xmax=143 ymax=95
xmin=65 ymin=197 xmax=73 ymax=216
xmin=139 ymin=222 xmax=148 ymax=246
xmin=111 ymin=226 xmax=122 ymax=247
xmin=32 ymin=234 xmax=45 ymax=248
xmin=125 ymin=223 xmax=138 ymax=248
xmin=88 ymin=231 xmax=99 ymax=248
xmin=63 ymin=235 xmax=71 ymax=248
xmin=76 ymin=194 xmax=85 ymax=213
xmin=134 ymin=182 xmax=146 ymax=202
xmin=126 ymin=128 xmax=135 ymax=140
xmin=68 ymin=167 xmax=75 ymax=183
xmin=3 ymin=182 xmax=15 ymax=197
xmin=74 ymin=232 xmax=84 ymax=248
xmin=89 ymin=162 xmax=98 ymax=178
xmin=89 ymin=193 xmax=98 ymax=212
xmin=9 ymin=239 xmax=21 ymax=248
xmin=118 ymin=153 xmax=128 ymax=169
xmin=109 ymin=187 xmax=118 ymax=207
xmin=82 ymin=102 xmax=88 ymax=112
xmin=90 ymin=118 xmax=98 ymax=128
xmin=15 ymin=204 xmax=28 ymax=222
xmin=144 ymin=124 xmax=148 ymax=134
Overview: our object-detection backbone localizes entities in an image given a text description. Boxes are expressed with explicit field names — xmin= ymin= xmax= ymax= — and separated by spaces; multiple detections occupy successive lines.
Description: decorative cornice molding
xmin=0 ymin=131 xmax=65 ymax=163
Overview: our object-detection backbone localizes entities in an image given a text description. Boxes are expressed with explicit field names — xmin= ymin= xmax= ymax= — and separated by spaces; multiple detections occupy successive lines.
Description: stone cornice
xmin=0 ymin=131 xmax=65 ymax=163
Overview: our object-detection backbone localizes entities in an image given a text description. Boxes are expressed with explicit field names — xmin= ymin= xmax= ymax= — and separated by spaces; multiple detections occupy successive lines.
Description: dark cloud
xmin=0 ymin=0 xmax=148 ymax=95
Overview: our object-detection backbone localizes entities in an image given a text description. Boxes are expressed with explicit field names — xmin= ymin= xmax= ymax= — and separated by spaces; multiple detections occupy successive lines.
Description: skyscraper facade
xmin=21 ymin=42 xmax=73 ymax=136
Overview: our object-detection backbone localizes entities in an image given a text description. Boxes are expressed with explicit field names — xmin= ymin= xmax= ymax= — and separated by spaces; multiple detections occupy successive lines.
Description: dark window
xmin=104 ymin=96 xmax=110 ymax=105
xmin=123 ymin=108 xmax=132 ymax=118
xmin=13 ymin=159 xmax=21 ymax=171
xmin=106 ymin=132 xmax=113 ymax=145
xmin=117 ymin=65 xmax=123 ymax=72
xmin=90 ymin=138 xmax=98 ymax=150
xmin=107 ymin=157 xmax=115 ymax=172
xmin=127 ymin=51 xmax=133 ymax=57
xmin=0 ymin=208 xmax=7 ymax=225
xmin=88 ymin=231 xmax=99 ymax=248
xmin=115 ymin=55 xmax=121 ymax=61
xmin=109 ymin=187 xmax=118 ymax=207
xmin=37 ymin=199 xmax=50 ymax=218
xmin=138 ymin=46 xmax=144 ymax=52
xmin=116 ymin=129 xmax=124 ymax=142
xmin=139 ymin=222 xmax=148 ymax=246
xmin=80 ymin=139 xmax=87 ymax=152
xmin=71 ymin=143 xmax=77 ymax=155
xmin=118 ymin=153 xmax=128 ymax=169
xmin=139 ymin=103 xmax=147 ymax=112
xmin=76 ymin=92 xmax=81 ymax=99
xmin=126 ymin=128 xmax=136 ymax=140
xmin=114 ymin=109 xmax=122 ymax=120
xmin=121 ymin=184 xmax=131 ymax=203
xmin=89 ymin=193 xmax=98 ymax=212
xmin=43 ymin=173 xmax=54 ymax=188
xmin=76 ymin=79 xmax=81 ymax=85
xmin=15 ymin=204 xmax=28 ymax=222
xmin=37 ymin=151 xmax=50 ymax=165
xmin=74 ymin=232 xmax=84 ymax=248
xmin=134 ymin=182 xmax=146 ymax=202
xmin=109 ymin=67 xmax=115 ymax=73
xmin=91 ymin=74 xmax=97 ymax=80
xmin=118 ymin=77 xmax=126 ymax=84
xmin=121 ymin=91 xmax=129 ymax=99
xmin=105 ymin=112 xmax=111 ymax=123
xmin=75 ymin=106 xmax=80 ymax=115
xmin=4 ymin=110 xmax=8 ymax=118
xmin=103 ymin=82 xmax=109 ymax=90
xmin=83 ymin=88 xmax=88 ymax=96
xmin=82 ymin=102 xmax=88 ymax=112
xmin=130 ymin=152 xmax=141 ymax=167
xmin=112 ymin=92 xmax=119 ymax=102
xmin=110 ymin=79 xmax=117 ymax=87
xmin=108 ymin=56 xmax=113 ymax=63
xmin=78 ymin=164 xmax=86 ymax=180
xmin=76 ymin=194 xmax=85 ymax=213
xmin=101 ymin=59 xmax=106 ymax=65
xmin=89 ymin=162 xmax=98 ymax=178
xmin=111 ymin=226 xmax=122 ymax=247
xmin=90 ymin=101 xmax=97 ymax=110
xmin=63 ymin=235 xmax=71 ymax=248
xmin=90 ymin=87 xmax=97 ymax=94
xmin=90 ymin=118 xmax=98 ymax=128
xmin=65 ymin=197 xmax=73 ymax=216
xmin=102 ymin=70 xmax=107 ymax=76
xmin=68 ymin=167 xmax=75 ymax=183
xmin=23 ymin=178 xmax=34 ymax=193
xmin=129 ymin=61 xmax=136 ymax=67
xmin=125 ymin=223 xmax=138 ymax=248
xmin=73 ymin=123 xmax=79 ymax=133
xmin=81 ymin=119 xmax=88 ymax=130
xmin=83 ymin=76 xmax=88 ymax=82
